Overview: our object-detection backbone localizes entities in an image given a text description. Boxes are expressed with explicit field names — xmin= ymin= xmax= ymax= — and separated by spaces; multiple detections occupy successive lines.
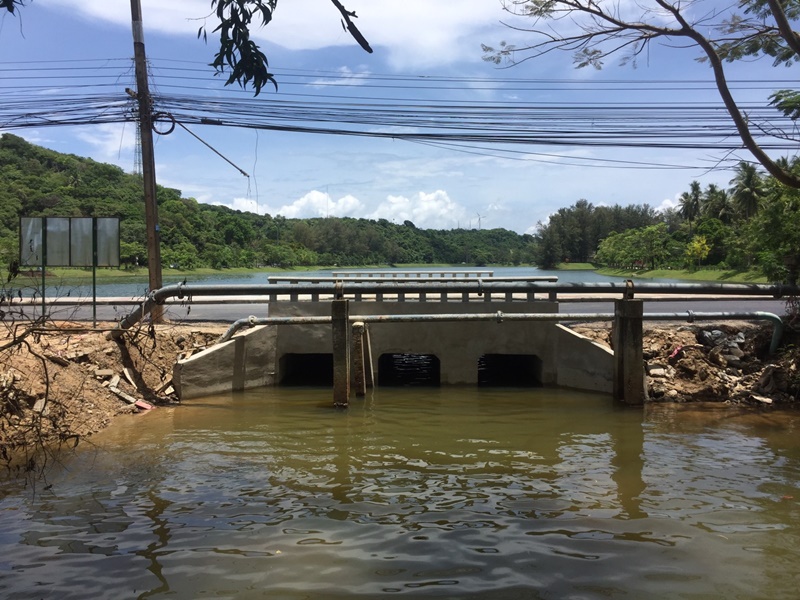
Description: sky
xmin=1 ymin=0 xmax=797 ymax=234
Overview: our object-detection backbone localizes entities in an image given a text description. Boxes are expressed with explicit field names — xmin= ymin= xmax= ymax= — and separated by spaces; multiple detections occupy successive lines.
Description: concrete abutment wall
xmin=173 ymin=301 xmax=615 ymax=400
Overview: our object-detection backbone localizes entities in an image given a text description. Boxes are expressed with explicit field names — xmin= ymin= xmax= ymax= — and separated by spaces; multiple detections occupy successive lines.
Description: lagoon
xmin=1 ymin=388 xmax=799 ymax=599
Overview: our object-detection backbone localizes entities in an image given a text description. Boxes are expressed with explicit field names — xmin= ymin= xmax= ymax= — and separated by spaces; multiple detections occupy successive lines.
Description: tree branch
xmin=329 ymin=0 xmax=373 ymax=53
xmin=655 ymin=0 xmax=800 ymax=188
xmin=766 ymin=0 xmax=800 ymax=57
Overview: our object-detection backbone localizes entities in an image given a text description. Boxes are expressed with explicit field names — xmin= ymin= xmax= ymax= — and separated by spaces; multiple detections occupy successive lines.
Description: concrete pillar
xmin=613 ymin=299 xmax=646 ymax=405
xmin=332 ymin=299 xmax=350 ymax=407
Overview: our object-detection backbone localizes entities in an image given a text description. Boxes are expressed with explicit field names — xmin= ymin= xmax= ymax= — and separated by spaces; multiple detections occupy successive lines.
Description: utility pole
xmin=130 ymin=0 xmax=163 ymax=322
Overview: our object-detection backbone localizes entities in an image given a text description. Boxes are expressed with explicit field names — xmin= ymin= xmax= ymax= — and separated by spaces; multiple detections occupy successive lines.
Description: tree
xmin=747 ymin=184 xmax=800 ymax=284
xmin=484 ymin=0 xmax=800 ymax=189
xmin=702 ymin=183 xmax=735 ymax=224
xmin=730 ymin=161 xmax=765 ymax=219
xmin=686 ymin=235 xmax=711 ymax=270
xmin=534 ymin=221 xmax=564 ymax=269
xmin=3 ymin=1 xmax=372 ymax=95
xmin=679 ymin=180 xmax=702 ymax=234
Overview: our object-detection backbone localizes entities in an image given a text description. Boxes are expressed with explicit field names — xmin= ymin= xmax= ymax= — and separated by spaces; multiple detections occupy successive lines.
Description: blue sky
xmin=1 ymin=0 xmax=797 ymax=233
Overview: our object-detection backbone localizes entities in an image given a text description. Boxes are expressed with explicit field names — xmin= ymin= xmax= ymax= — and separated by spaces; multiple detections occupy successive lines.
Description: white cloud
xmin=240 ymin=188 xmax=469 ymax=230
xmin=367 ymin=190 xmax=468 ymax=229
xmin=39 ymin=0 xmax=510 ymax=69
xmin=225 ymin=197 xmax=261 ymax=213
xmin=307 ymin=66 xmax=371 ymax=87
xmin=76 ymin=123 xmax=136 ymax=162
xmin=657 ymin=196 xmax=680 ymax=213
xmin=262 ymin=189 xmax=365 ymax=219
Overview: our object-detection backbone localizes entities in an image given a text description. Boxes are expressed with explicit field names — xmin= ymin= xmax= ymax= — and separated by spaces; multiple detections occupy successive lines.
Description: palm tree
xmin=703 ymin=184 xmax=735 ymax=224
xmin=730 ymin=162 xmax=765 ymax=220
xmin=679 ymin=180 xmax=702 ymax=234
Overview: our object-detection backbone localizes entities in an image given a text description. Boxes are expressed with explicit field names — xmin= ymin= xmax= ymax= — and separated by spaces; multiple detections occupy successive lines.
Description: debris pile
xmin=572 ymin=321 xmax=799 ymax=405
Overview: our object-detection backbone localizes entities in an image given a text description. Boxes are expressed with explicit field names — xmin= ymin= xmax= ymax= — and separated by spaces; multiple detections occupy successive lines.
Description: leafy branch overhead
xmin=199 ymin=0 xmax=371 ymax=96
xmin=0 ymin=0 xmax=25 ymax=15
xmin=483 ymin=0 xmax=800 ymax=190
xmin=0 ymin=1 xmax=371 ymax=96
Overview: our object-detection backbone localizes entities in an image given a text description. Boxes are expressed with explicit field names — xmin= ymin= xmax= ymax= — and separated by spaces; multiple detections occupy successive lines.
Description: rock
xmin=666 ymin=389 xmax=679 ymax=399
xmin=709 ymin=346 xmax=727 ymax=367
xmin=109 ymin=386 xmax=138 ymax=405
xmin=45 ymin=353 xmax=70 ymax=367
xmin=757 ymin=366 xmax=788 ymax=394
xmin=94 ymin=369 xmax=115 ymax=379
xmin=725 ymin=345 xmax=745 ymax=359
xmin=123 ymin=367 xmax=137 ymax=388
xmin=648 ymin=368 xmax=667 ymax=378
xmin=722 ymin=355 xmax=743 ymax=369
xmin=67 ymin=351 xmax=90 ymax=363
xmin=701 ymin=329 xmax=727 ymax=346
xmin=749 ymin=393 xmax=774 ymax=405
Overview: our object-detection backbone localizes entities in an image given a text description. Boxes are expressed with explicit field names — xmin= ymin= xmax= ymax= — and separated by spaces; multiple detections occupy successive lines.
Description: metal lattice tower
xmin=133 ymin=111 xmax=142 ymax=176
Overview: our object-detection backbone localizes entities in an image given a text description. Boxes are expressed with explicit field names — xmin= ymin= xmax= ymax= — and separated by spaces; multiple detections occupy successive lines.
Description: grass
xmin=20 ymin=265 xmax=323 ymax=284
xmin=555 ymin=262 xmax=596 ymax=271
xmin=596 ymin=267 xmax=768 ymax=284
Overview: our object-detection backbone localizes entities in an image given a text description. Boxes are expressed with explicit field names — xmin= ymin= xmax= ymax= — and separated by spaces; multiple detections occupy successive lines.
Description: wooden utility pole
xmin=130 ymin=0 xmax=163 ymax=322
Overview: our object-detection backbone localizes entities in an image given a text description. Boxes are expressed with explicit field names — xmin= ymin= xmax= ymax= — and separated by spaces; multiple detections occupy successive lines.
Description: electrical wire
xmin=1 ymin=58 xmax=798 ymax=169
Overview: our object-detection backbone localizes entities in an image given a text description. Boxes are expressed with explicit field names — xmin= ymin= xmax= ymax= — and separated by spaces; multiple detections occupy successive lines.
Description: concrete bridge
xmin=148 ymin=275 xmax=792 ymax=407
xmin=172 ymin=297 xmax=616 ymax=402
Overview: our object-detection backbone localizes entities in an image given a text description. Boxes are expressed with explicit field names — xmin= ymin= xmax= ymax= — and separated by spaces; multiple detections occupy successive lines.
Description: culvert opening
xmin=378 ymin=353 xmax=441 ymax=387
xmin=279 ymin=353 xmax=333 ymax=386
xmin=478 ymin=354 xmax=543 ymax=387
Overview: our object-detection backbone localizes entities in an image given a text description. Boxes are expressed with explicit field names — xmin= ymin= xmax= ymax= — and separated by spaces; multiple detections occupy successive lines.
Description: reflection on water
xmin=2 ymin=389 xmax=800 ymax=599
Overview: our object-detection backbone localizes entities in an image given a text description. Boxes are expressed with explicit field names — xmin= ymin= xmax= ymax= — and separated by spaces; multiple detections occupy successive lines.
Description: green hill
xmin=0 ymin=133 xmax=534 ymax=272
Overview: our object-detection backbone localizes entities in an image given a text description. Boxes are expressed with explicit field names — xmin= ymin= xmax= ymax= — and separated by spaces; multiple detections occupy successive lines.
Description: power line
xmin=1 ymin=59 xmax=798 ymax=168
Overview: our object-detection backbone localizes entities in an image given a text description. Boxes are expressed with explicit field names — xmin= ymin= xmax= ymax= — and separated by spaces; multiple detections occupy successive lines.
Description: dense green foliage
xmin=533 ymin=160 xmax=800 ymax=284
xmin=529 ymin=200 xmax=662 ymax=269
xmin=0 ymin=134 xmax=533 ymax=272
xmin=5 ymin=133 xmax=798 ymax=284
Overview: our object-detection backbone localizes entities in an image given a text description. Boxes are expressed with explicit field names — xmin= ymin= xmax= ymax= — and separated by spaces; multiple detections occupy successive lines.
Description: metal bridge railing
xmin=330 ymin=270 xmax=493 ymax=279
xmin=110 ymin=279 xmax=799 ymax=338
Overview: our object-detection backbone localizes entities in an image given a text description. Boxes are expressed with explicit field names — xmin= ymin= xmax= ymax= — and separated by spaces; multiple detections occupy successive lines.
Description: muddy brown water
xmin=2 ymin=388 xmax=800 ymax=599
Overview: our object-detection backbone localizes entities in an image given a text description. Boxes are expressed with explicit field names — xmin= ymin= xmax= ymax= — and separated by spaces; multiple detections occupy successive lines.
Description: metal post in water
xmin=332 ymin=299 xmax=351 ymax=407
xmin=364 ymin=324 xmax=375 ymax=389
xmin=613 ymin=298 xmax=646 ymax=405
xmin=353 ymin=321 xmax=367 ymax=397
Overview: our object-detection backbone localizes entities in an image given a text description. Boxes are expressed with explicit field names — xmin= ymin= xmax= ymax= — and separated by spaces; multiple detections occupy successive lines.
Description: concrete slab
xmin=173 ymin=324 xmax=277 ymax=399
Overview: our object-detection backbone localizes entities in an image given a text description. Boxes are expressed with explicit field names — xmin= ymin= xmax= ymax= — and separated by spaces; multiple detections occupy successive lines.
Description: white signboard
xmin=20 ymin=217 xmax=120 ymax=267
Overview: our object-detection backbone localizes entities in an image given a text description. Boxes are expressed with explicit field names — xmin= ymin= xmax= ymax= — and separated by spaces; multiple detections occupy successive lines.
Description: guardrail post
xmin=613 ymin=298 xmax=646 ymax=405
xmin=332 ymin=299 xmax=350 ymax=407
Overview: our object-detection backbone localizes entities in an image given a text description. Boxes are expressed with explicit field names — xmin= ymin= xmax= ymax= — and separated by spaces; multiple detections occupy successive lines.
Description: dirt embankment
xmin=0 ymin=321 xmax=224 ymax=470
xmin=1 ymin=320 xmax=799 ymax=470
